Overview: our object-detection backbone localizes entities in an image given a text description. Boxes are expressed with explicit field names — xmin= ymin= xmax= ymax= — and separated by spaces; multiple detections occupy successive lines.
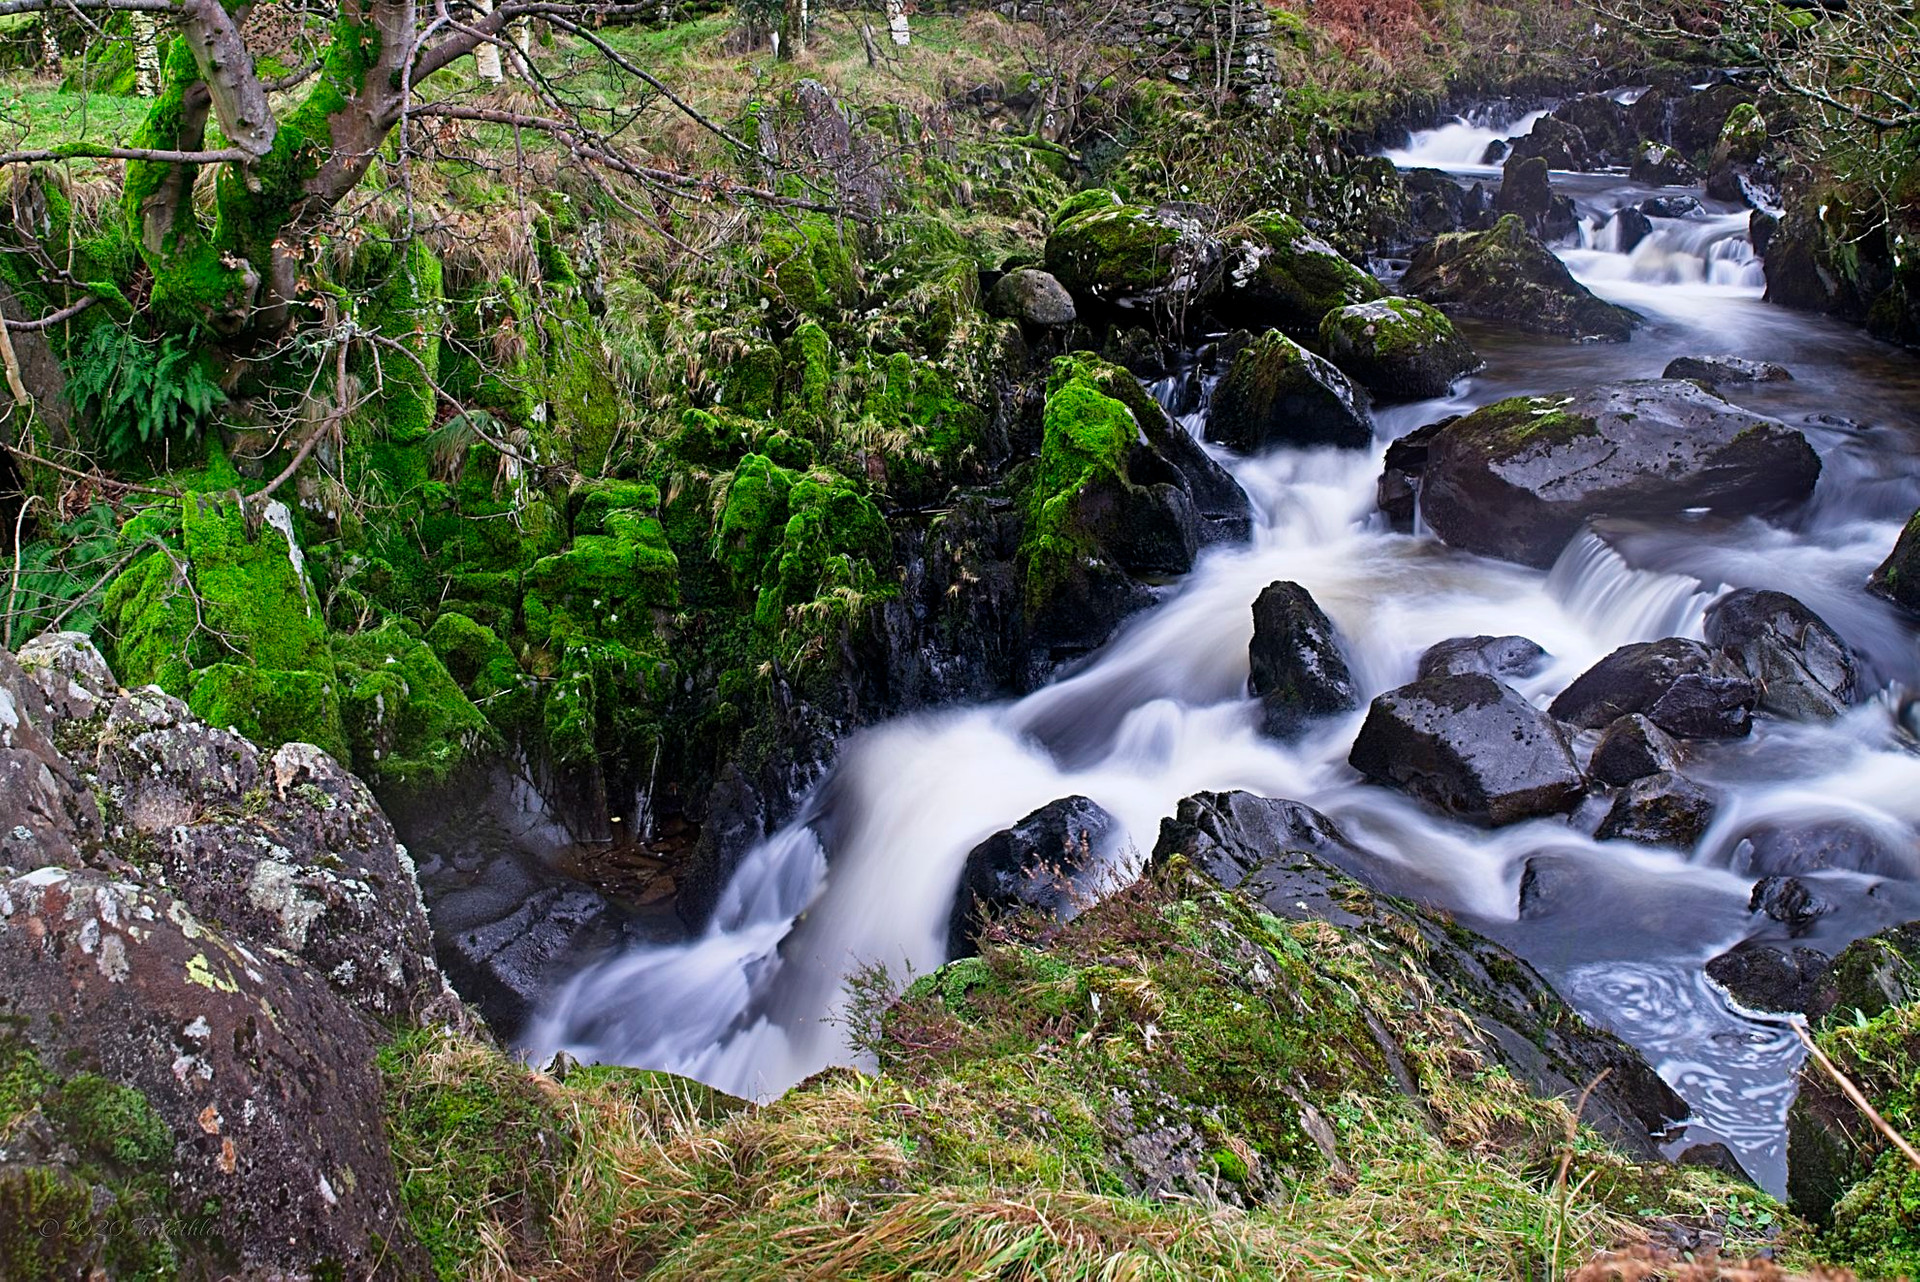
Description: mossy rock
xmin=333 ymin=623 xmax=498 ymax=791
xmin=1868 ymin=506 xmax=1920 ymax=613
xmin=762 ymin=215 xmax=861 ymax=318
xmin=1219 ymin=209 xmax=1384 ymax=338
xmin=1208 ymin=330 xmax=1372 ymax=451
xmin=1042 ymin=190 xmax=1223 ymax=320
xmin=1318 ymin=297 xmax=1480 ymax=402
xmin=1401 ymin=215 xmax=1635 ymax=343
xmin=186 ymin=663 xmax=348 ymax=762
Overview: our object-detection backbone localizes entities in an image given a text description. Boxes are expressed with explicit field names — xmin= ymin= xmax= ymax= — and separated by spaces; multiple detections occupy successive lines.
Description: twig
xmin=4 ymin=492 xmax=37 ymax=650
xmin=0 ymin=442 xmax=179 ymax=497
xmin=6 ymin=295 xmax=96 ymax=331
xmin=1794 ymin=1021 xmax=1920 ymax=1173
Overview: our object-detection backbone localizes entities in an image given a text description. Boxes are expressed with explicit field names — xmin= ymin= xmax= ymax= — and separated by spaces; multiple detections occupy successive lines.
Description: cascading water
xmin=1381 ymin=107 xmax=1549 ymax=173
xmin=529 ymin=110 xmax=1920 ymax=1198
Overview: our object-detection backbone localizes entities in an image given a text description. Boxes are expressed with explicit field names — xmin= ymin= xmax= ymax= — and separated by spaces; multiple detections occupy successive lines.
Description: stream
xmin=527 ymin=106 xmax=1920 ymax=1197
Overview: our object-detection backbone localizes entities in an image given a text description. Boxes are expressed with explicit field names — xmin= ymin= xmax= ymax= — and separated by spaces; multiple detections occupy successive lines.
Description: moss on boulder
xmin=1042 ymin=190 xmax=1223 ymax=321
xmin=1318 ymin=296 xmax=1480 ymax=402
xmin=1219 ymin=209 xmax=1384 ymax=338
xmin=1402 ymin=215 xmax=1636 ymax=343
xmin=1207 ymin=330 xmax=1372 ymax=451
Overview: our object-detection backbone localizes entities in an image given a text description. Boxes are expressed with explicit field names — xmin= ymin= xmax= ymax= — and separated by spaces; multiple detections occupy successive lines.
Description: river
xmin=527 ymin=105 xmax=1920 ymax=1197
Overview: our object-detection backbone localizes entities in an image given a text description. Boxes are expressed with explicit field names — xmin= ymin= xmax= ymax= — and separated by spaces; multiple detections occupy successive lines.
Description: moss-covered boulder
xmin=1868 ymin=507 xmax=1920 ymax=613
xmin=1207 ymin=330 xmax=1372 ymax=451
xmin=1402 ymin=215 xmax=1637 ymax=343
xmin=1707 ymin=103 xmax=1769 ymax=204
xmin=1630 ymin=141 xmax=1698 ymax=188
xmin=1042 ymin=190 xmax=1223 ymax=323
xmin=1218 ymin=210 xmax=1384 ymax=338
xmin=334 ymin=622 xmax=498 ymax=793
xmin=1318 ymin=297 xmax=1480 ymax=402
xmin=1417 ymin=381 xmax=1821 ymax=568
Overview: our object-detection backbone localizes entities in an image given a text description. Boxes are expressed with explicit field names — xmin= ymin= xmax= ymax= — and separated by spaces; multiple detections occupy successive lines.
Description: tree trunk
xmin=887 ymin=0 xmax=911 ymax=46
xmin=778 ymin=0 xmax=806 ymax=60
xmin=132 ymin=13 xmax=161 ymax=96
xmin=475 ymin=0 xmax=504 ymax=82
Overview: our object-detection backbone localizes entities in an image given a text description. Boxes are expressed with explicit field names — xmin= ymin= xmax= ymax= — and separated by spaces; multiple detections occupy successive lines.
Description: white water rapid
xmin=528 ymin=113 xmax=1920 ymax=1197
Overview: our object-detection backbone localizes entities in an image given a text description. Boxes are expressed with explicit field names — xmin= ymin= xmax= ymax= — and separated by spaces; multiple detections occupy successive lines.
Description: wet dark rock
xmin=1727 ymin=818 xmax=1917 ymax=880
xmin=435 ymin=872 xmax=616 ymax=1039
xmin=1750 ymin=876 xmax=1835 ymax=936
xmin=1704 ymin=588 xmax=1857 ymax=721
xmin=1867 ymin=508 xmax=1920 ymax=613
xmin=989 ymin=267 xmax=1077 ymax=326
xmin=1646 ymin=673 xmax=1758 ymax=739
xmin=1402 ymin=216 xmax=1637 ymax=343
xmin=1401 ymin=167 xmax=1477 ymax=240
xmin=1376 ymin=417 xmax=1451 ymax=531
xmin=1553 ymin=639 xmax=1717 ymax=730
xmin=949 ymin=795 xmax=1115 ymax=956
xmin=1589 ymin=713 xmax=1682 ymax=787
xmin=1706 ymin=939 xmax=1832 ymax=1013
xmin=1606 ymin=206 xmax=1654 ymax=253
xmin=1044 ymin=191 xmax=1224 ymax=322
xmin=1505 ymin=115 xmax=1590 ymax=171
xmin=1679 ymin=1143 xmax=1755 ymax=1184
xmin=1552 ymin=639 xmax=1755 ymax=740
xmin=1318 ymin=297 xmax=1481 ymax=402
xmin=1668 ymin=83 xmax=1756 ymax=159
xmin=1415 ymin=635 xmax=1549 ymax=683
xmin=1552 ymin=95 xmax=1635 ymax=168
xmin=1663 ymin=355 xmax=1793 ymax=385
xmin=1493 ymin=155 xmax=1578 ymax=242
xmin=1594 ymin=772 xmax=1717 ymax=848
xmin=1811 ymin=921 xmax=1920 ymax=1022
xmin=1629 ymin=141 xmax=1699 ymax=187
xmin=1153 ymin=791 xmax=1690 ymax=1160
xmin=1640 ymin=194 xmax=1704 ymax=220
xmin=1207 ymin=330 xmax=1373 ymax=451
xmin=1248 ymin=581 xmax=1359 ymax=740
xmin=1348 ymin=673 xmax=1585 ymax=826
xmin=1419 ymin=381 xmax=1821 ymax=569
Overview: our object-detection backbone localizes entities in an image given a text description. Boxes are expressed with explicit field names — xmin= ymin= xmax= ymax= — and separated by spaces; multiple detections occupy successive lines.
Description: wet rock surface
xmin=949 ymin=795 xmax=1116 ymax=956
xmin=0 ymin=640 xmax=459 ymax=1275
xmin=1418 ymin=381 xmax=1821 ymax=569
xmin=1247 ymin=581 xmax=1359 ymax=740
xmin=1703 ymin=589 xmax=1857 ymax=721
xmin=1595 ymin=772 xmax=1718 ymax=849
xmin=1207 ymin=330 xmax=1373 ymax=451
xmin=1663 ymin=355 xmax=1793 ymax=385
xmin=1401 ymin=215 xmax=1636 ymax=342
xmin=1318 ymin=296 xmax=1481 ymax=402
xmin=1153 ymin=791 xmax=1690 ymax=1159
xmin=1415 ymin=634 xmax=1548 ymax=682
xmin=1727 ymin=818 xmax=1917 ymax=880
xmin=1348 ymin=673 xmax=1585 ymax=826
xmin=1706 ymin=939 xmax=1833 ymax=1013
xmin=1589 ymin=713 xmax=1682 ymax=787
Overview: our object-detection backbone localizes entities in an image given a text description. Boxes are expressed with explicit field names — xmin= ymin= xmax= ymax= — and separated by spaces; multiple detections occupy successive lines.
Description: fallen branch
xmin=1795 ymin=1021 xmax=1920 ymax=1173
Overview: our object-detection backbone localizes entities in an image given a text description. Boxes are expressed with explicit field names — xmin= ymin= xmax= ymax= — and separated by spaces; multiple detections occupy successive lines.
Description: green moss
xmin=47 ymin=1073 xmax=174 ymax=1170
xmin=1809 ymin=1002 xmax=1920 ymax=1275
xmin=1450 ymin=394 xmax=1601 ymax=452
xmin=1022 ymin=363 xmax=1137 ymax=604
xmin=781 ymin=321 xmax=835 ymax=433
xmin=1043 ymin=196 xmax=1186 ymax=299
xmin=0 ymin=1166 xmax=97 ymax=1281
xmin=571 ymin=479 xmax=662 ymax=537
xmin=762 ymin=215 xmax=860 ymax=317
xmin=187 ymin=663 xmax=347 ymax=761
xmin=333 ymin=623 xmax=497 ymax=791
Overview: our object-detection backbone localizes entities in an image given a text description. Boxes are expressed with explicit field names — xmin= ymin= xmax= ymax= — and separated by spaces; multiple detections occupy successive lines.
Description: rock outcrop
xmin=0 ymin=634 xmax=464 ymax=1276
xmin=1207 ymin=330 xmax=1373 ymax=451
xmin=948 ymin=795 xmax=1117 ymax=956
xmin=1401 ymin=216 xmax=1636 ymax=343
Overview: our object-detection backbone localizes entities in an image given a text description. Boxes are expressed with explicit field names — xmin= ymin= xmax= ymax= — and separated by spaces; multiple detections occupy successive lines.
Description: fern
xmin=67 ymin=325 xmax=228 ymax=461
xmin=2 ymin=502 xmax=122 ymax=646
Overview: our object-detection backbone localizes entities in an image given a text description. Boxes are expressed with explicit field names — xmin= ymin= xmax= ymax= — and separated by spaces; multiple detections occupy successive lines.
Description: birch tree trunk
xmin=132 ymin=13 xmax=161 ymax=95
xmin=475 ymin=0 xmax=505 ymax=83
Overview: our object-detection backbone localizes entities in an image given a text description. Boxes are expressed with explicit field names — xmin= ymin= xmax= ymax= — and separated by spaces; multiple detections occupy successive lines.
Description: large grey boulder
xmin=1703 ymin=589 xmax=1857 ymax=721
xmin=1401 ymin=216 xmax=1636 ymax=343
xmin=1348 ymin=673 xmax=1585 ymax=826
xmin=1550 ymin=638 xmax=1757 ymax=740
xmin=1248 ymin=581 xmax=1358 ymax=740
xmin=1418 ymin=381 xmax=1821 ymax=569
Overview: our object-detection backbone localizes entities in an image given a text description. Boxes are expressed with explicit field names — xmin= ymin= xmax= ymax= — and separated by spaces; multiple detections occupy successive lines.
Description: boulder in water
xmin=1248 ymin=581 xmax=1359 ymax=739
xmin=1376 ymin=417 xmax=1451 ymax=531
xmin=1493 ymin=155 xmax=1578 ymax=243
xmin=1588 ymin=713 xmax=1682 ymax=786
xmin=1703 ymin=588 xmax=1857 ymax=721
xmin=1663 ymin=355 xmax=1793 ymax=384
xmin=948 ymin=795 xmax=1115 ymax=956
xmin=1401 ymin=167 xmax=1478 ymax=240
xmin=1348 ymin=673 xmax=1585 ymax=826
xmin=1727 ymin=817 xmax=1916 ymax=880
xmin=1706 ymin=103 xmax=1770 ymax=205
xmin=1551 ymin=638 xmax=1756 ymax=739
xmin=1707 ymin=939 xmax=1833 ymax=1013
xmin=1043 ymin=190 xmax=1223 ymax=320
xmin=1416 ymin=634 xmax=1549 ymax=682
xmin=1606 ymin=205 xmax=1654 ymax=253
xmin=1552 ymin=94 xmax=1635 ymax=168
xmin=1218 ymin=209 xmax=1384 ymax=338
xmin=1594 ymin=771 xmax=1717 ymax=848
xmin=1418 ymin=380 xmax=1822 ymax=569
xmin=1401 ymin=216 xmax=1636 ymax=343
xmin=1639 ymin=194 xmax=1704 ymax=220
xmin=988 ymin=267 xmax=1077 ymax=326
xmin=1867 ymin=507 xmax=1920 ymax=613
xmin=1318 ymin=297 xmax=1481 ymax=402
xmin=1505 ymin=116 xmax=1591 ymax=170
xmin=1629 ymin=141 xmax=1699 ymax=187
xmin=1207 ymin=330 xmax=1372 ymax=451
xmin=1750 ymin=876 xmax=1834 ymax=936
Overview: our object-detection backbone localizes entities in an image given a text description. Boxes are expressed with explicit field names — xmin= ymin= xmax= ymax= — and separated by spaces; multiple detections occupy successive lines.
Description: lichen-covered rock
xmin=1402 ymin=215 xmax=1637 ymax=343
xmin=14 ymin=629 xmax=115 ymax=723
xmin=1217 ymin=210 xmax=1384 ymax=337
xmin=0 ymin=865 xmax=427 ymax=1278
xmin=988 ymin=267 xmax=1077 ymax=326
xmin=1418 ymin=381 xmax=1822 ymax=569
xmin=1247 ymin=581 xmax=1358 ymax=739
xmin=1043 ymin=190 xmax=1223 ymax=322
xmin=948 ymin=795 xmax=1116 ymax=956
xmin=1207 ymin=330 xmax=1372 ymax=451
xmin=1630 ymin=142 xmax=1698 ymax=187
xmin=1348 ymin=673 xmax=1586 ymax=826
xmin=1704 ymin=588 xmax=1857 ymax=721
xmin=1318 ymin=297 xmax=1481 ymax=402
xmin=0 ymin=649 xmax=102 ymax=869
